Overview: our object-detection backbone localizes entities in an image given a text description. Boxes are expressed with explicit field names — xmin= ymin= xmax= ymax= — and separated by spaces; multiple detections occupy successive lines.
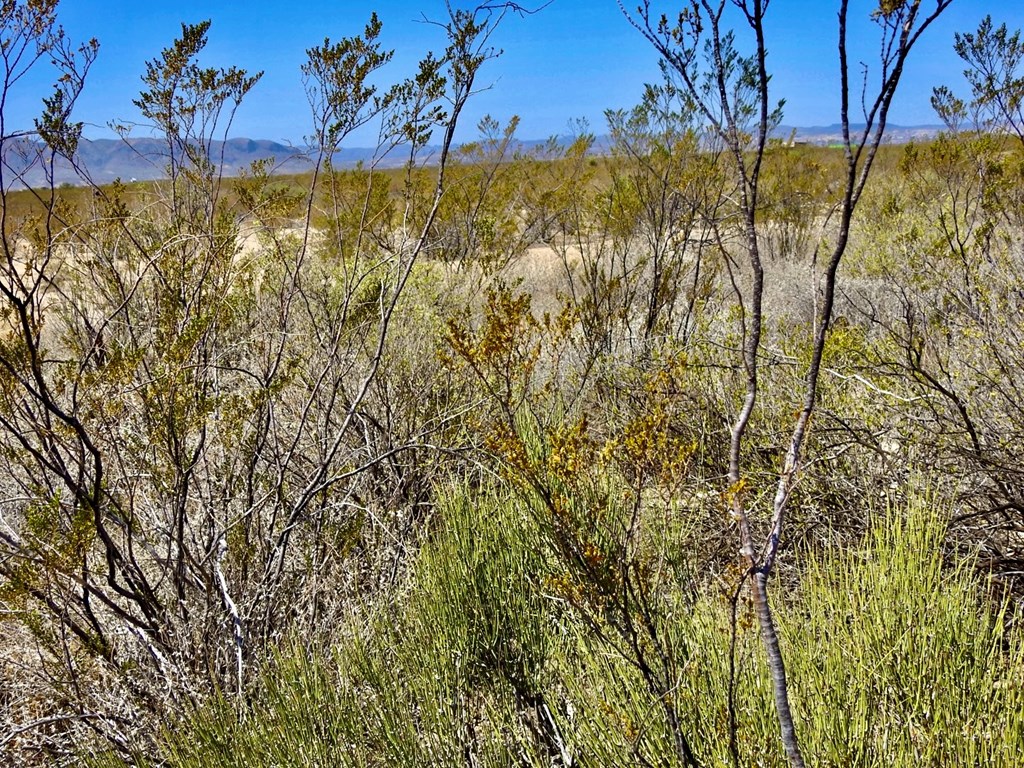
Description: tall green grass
xmin=785 ymin=505 xmax=1024 ymax=766
xmin=90 ymin=489 xmax=1024 ymax=767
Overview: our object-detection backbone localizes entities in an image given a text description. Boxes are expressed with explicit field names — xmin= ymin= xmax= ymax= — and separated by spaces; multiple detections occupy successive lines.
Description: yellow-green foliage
xmin=785 ymin=502 xmax=1024 ymax=765
xmin=314 ymin=165 xmax=395 ymax=262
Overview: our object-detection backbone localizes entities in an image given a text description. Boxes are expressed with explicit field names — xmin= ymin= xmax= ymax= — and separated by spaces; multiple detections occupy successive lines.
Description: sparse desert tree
xmin=620 ymin=1 xmax=955 ymax=765
xmin=533 ymin=80 xmax=729 ymax=365
xmin=594 ymin=78 xmax=726 ymax=354
xmin=430 ymin=114 xmax=537 ymax=274
xmin=932 ymin=14 xmax=1024 ymax=146
xmin=757 ymin=142 xmax=842 ymax=263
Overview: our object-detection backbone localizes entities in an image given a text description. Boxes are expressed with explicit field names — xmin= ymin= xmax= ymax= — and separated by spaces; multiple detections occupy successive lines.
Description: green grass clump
xmin=784 ymin=503 xmax=1024 ymax=766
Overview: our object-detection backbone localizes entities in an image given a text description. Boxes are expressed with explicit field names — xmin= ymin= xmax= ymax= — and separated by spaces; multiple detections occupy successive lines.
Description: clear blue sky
xmin=5 ymin=1 xmax=1022 ymax=145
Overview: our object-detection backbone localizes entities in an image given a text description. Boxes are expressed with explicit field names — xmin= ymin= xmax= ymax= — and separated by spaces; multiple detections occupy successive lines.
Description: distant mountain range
xmin=2 ymin=123 xmax=944 ymax=189
xmin=775 ymin=123 xmax=944 ymax=145
xmin=1 ymin=137 xmax=313 ymax=189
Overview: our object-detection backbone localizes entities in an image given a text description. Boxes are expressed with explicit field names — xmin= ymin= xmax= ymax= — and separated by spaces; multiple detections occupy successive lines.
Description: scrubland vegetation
xmin=2 ymin=1 xmax=1024 ymax=765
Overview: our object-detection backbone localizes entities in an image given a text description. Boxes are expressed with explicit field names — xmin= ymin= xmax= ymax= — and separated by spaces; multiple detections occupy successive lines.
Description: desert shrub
xmin=0 ymin=5 xmax=524 ymax=762
xmin=757 ymin=144 xmax=844 ymax=263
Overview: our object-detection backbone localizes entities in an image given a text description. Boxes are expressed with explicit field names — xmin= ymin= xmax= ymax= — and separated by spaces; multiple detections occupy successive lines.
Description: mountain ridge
xmin=2 ymin=123 xmax=945 ymax=189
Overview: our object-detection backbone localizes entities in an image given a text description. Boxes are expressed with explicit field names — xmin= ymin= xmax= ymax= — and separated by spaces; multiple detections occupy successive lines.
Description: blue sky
xmin=5 ymin=1 xmax=1023 ymax=145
